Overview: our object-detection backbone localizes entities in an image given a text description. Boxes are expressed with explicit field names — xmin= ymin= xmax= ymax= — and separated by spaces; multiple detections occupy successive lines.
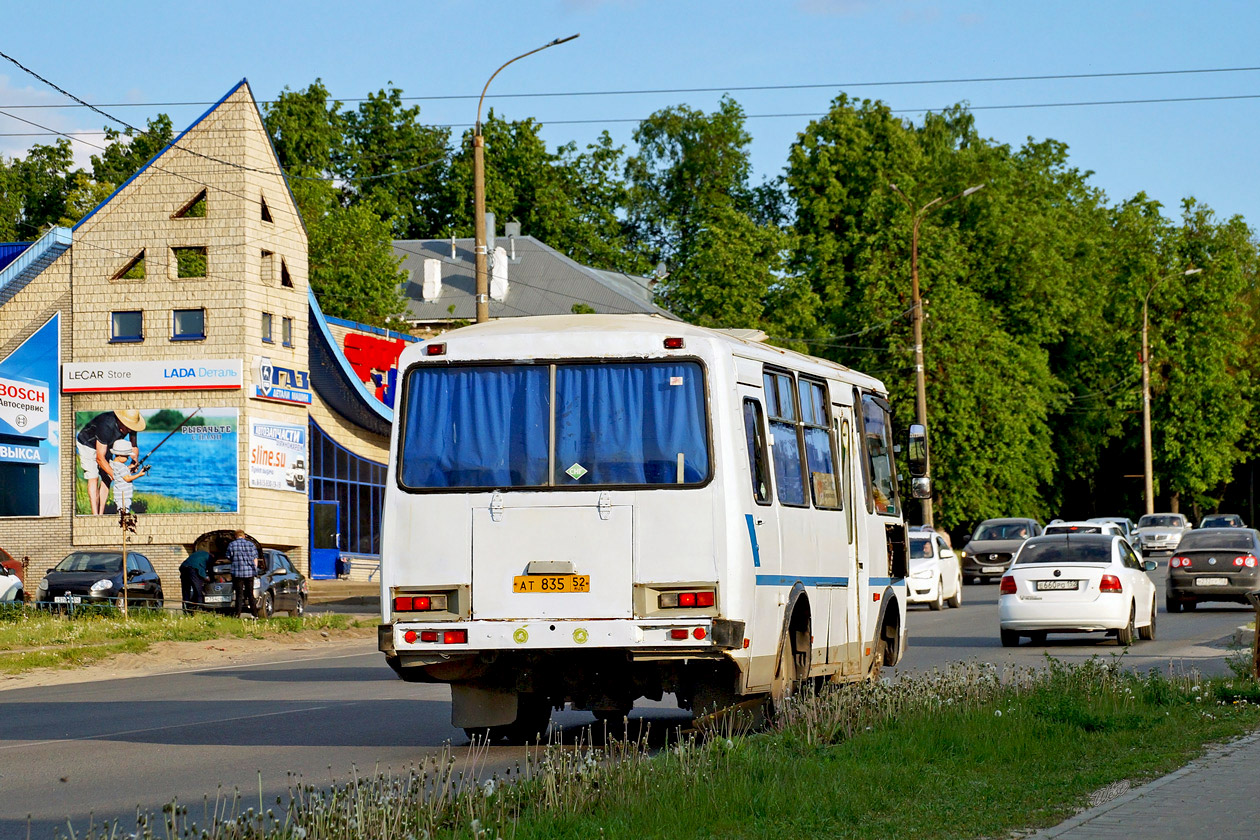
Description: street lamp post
xmin=1142 ymin=267 xmax=1201 ymax=515
xmin=473 ymin=34 xmax=579 ymax=324
xmin=888 ymin=182 xmax=985 ymax=526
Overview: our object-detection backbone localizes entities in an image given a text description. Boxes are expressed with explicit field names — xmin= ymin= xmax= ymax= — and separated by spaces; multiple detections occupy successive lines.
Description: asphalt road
xmin=2 ymin=570 xmax=1251 ymax=840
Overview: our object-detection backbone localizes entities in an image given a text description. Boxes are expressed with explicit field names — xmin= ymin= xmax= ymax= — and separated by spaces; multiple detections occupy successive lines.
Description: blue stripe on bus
xmin=744 ymin=514 xmax=761 ymax=568
xmin=755 ymin=575 xmax=849 ymax=588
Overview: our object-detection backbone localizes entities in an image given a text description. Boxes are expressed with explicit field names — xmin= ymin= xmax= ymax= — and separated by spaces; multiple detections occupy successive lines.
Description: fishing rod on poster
xmin=135 ymin=406 xmax=205 ymax=470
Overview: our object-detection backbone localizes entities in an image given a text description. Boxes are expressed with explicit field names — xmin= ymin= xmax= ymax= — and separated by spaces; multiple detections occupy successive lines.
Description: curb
xmin=1028 ymin=729 xmax=1260 ymax=838
xmin=1231 ymin=624 xmax=1255 ymax=648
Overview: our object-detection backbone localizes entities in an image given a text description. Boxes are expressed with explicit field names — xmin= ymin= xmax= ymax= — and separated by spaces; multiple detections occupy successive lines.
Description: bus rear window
xmin=399 ymin=361 xmax=709 ymax=490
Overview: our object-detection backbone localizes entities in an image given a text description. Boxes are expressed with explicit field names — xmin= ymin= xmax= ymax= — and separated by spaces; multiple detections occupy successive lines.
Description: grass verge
xmin=76 ymin=657 xmax=1260 ymax=840
xmin=0 ymin=608 xmax=364 ymax=675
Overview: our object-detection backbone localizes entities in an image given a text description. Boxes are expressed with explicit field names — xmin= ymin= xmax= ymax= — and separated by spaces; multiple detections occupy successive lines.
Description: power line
xmin=3 ymin=64 xmax=1259 ymax=110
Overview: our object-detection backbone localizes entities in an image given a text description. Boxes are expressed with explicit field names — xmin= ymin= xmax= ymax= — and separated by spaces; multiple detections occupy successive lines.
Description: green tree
xmin=90 ymin=115 xmax=174 ymax=189
xmin=307 ymin=201 xmax=407 ymax=327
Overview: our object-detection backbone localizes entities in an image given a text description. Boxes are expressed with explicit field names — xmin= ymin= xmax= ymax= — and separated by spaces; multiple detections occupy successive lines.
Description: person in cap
xmin=107 ymin=439 xmax=149 ymax=513
xmin=76 ymin=410 xmax=144 ymax=515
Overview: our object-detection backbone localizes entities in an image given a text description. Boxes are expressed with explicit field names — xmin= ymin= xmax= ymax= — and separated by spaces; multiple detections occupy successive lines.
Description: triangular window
xmin=112 ymin=250 xmax=146 ymax=281
xmin=261 ymin=195 xmax=273 ymax=223
xmin=280 ymin=258 xmax=292 ymax=288
xmin=172 ymin=190 xmax=207 ymax=219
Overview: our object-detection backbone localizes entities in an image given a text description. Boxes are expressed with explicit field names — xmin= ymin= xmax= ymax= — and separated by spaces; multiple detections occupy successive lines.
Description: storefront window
xmin=308 ymin=420 xmax=388 ymax=557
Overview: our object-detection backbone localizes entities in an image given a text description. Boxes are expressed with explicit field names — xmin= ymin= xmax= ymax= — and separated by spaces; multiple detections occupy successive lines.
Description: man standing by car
xmin=178 ymin=548 xmax=211 ymax=612
xmin=226 ymin=531 xmax=260 ymax=617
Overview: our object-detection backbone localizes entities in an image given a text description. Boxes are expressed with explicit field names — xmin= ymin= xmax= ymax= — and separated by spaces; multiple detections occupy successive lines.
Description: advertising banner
xmin=253 ymin=356 xmax=312 ymax=405
xmin=74 ymin=407 xmax=238 ymax=515
xmin=0 ymin=313 xmax=60 ymax=517
xmin=62 ymin=360 xmax=242 ymax=392
xmin=248 ymin=417 xmax=307 ymax=493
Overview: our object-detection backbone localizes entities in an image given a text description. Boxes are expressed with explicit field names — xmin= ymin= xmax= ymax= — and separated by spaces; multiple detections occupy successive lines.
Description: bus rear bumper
xmin=380 ymin=617 xmax=745 ymax=656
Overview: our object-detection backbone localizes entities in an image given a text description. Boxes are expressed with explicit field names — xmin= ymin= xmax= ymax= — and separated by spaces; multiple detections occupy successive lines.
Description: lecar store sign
xmin=62 ymin=360 xmax=242 ymax=392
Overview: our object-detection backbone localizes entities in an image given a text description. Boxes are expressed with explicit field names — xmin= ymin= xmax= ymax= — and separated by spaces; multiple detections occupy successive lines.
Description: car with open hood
xmin=193 ymin=530 xmax=307 ymax=617
xmin=959 ymin=517 xmax=1042 ymax=583
xmin=1133 ymin=513 xmax=1192 ymax=555
xmin=33 ymin=550 xmax=163 ymax=609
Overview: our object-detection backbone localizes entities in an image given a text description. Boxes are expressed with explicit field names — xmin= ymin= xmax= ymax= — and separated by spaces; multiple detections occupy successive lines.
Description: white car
xmin=0 ymin=566 xmax=23 ymax=603
xmin=907 ymin=532 xmax=963 ymax=610
xmin=1043 ymin=520 xmax=1123 ymax=537
xmin=998 ymin=533 xmax=1157 ymax=647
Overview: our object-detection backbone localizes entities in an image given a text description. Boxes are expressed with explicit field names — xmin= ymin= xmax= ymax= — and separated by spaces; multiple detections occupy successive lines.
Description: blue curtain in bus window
xmin=555 ymin=362 xmax=708 ymax=485
xmin=400 ymin=366 xmax=549 ymax=487
xmin=769 ymin=420 xmax=806 ymax=505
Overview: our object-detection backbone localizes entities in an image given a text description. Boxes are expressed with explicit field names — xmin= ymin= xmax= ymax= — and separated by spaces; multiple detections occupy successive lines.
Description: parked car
xmin=1199 ymin=513 xmax=1245 ymax=529
xmin=998 ymin=533 xmax=1157 ymax=647
xmin=1044 ymin=520 xmax=1124 ymax=537
xmin=907 ymin=532 xmax=963 ymax=610
xmin=959 ymin=518 xmax=1042 ymax=583
xmin=33 ymin=551 xmax=163 ymax=609
xmin=0 ymin=565 xmax=22 ymax=603
xmin=1087 ymin=517 xmax=1137 ymax=539
xmin=1166 ymin=528 xmax=1260 ymax=612
xmin=197 ymin=532 xmax=307 ymax=618
xmin=1133 ymin=513 xmax=1192 ymax=554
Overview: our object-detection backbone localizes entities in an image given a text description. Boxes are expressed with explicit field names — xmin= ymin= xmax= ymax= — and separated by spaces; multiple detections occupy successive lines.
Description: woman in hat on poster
xmin=75 ymin=409 xmax=145 ymax=515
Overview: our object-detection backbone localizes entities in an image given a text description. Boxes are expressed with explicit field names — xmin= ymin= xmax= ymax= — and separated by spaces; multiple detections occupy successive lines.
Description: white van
xmin=378 ymin=315 xmax=920 ymax=738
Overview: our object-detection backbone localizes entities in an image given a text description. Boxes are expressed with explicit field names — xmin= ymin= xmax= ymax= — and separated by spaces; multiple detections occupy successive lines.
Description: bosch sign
xmin=0 ymin=374 xmax=50 ymax=439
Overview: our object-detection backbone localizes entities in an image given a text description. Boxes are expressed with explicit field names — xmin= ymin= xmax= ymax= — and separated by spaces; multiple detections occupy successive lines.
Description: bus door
xmin=836 ymin=408 xmax=865 ymax=674
xmin=737 ymin=384 xmax=780 ymax=691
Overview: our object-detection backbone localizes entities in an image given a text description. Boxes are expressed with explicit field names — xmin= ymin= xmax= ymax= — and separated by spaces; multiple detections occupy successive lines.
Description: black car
xmin=959 ymin=517 xmax=1043 ymax=583
xmin=198 ymin=538 xmax=308 ymax=618
xmin=33 ymin=550 xmax=163 ymax=609
xmin=1166 ymin=528 xmax=1260 ymax=611
xmin=1200 ymin=514 xmax=1246 ymax=529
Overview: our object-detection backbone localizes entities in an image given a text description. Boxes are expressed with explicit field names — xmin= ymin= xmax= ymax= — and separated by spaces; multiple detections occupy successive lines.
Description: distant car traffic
xmin=907 ymin=532 xmax=963 ymax=610
xmin=33 ymin=551 xmax=164 ymax=609
xmin=1044 ymin=520 xmax=1125 ymax=537
xmin=1133 ymin=513 xmax=1192 ymax=555
xmin=960 ymin=518 xmax=1042 ymax=583
xmin=1199 ymin=514 xmax=1245 ymax=529
xmin=998 ymin=533 xmax=1158 ymax=647
xmin=1087 ymin=517 xmax=1137 ymax=539
xmin=1166 ymin=528 xmax=1260 ymax=612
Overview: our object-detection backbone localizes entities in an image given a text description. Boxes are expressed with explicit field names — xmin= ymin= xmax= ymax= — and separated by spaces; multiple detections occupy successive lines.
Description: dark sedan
xmin=33 ymin=551 xmax=163 ymax=609
xmin=1200 ymin=514 xmax=1246 ymax=529
xmin=202 ymin=548 xmax=308 ymax=617
xmin=1166 ymin=528 xmax=1260 ymax=611
xmin=959 ymin=517 xmax=1042 ymax=583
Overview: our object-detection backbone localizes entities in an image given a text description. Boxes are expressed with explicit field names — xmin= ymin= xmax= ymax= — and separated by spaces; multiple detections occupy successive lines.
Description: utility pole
xmin=888 ymin=182 xmax=985 ymax=526
xmin=474 ymin=34 xmax=579 ymax=323
xmin=1142 ymin=267 xmax=1201 ymax=515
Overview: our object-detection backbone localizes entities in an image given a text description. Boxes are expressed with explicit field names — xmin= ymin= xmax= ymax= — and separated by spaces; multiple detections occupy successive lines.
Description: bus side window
xmin=742 ymin=398 xmax=772 ymax=505
xmin=860 ymin=394 xmax=900 ymax=516
xmin=763 ymin=371 xmax=806 ymax=507
xmin=839 ymin=416 xmax=855 ymax=542
xmin=799 ymin=378 xmax=840 ymax=509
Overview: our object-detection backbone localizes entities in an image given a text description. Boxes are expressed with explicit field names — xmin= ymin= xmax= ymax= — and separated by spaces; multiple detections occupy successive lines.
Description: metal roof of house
xmin=391 ymin=236 xmax=677 ymax=322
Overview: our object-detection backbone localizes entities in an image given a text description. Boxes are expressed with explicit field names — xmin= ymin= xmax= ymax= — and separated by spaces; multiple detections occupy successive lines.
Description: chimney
xmin=505 ymin=220 xmax=520 ymax=260
xmin=450 ymin=235 xmax=457 ymax=260
xmin=490 ymin=245 xmax=509 ymax=301
xmin=422 ymin=258 xmax=442 ymax=301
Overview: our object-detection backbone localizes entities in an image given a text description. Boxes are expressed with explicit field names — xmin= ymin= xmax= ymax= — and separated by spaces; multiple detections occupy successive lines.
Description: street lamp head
xmin=549 ymin=34 xmax=581 ymax=46
xmin=961 ymin=183 xmax=986 ymax=197
xmin=1184 ymin=268 xmax=1203 ymax=276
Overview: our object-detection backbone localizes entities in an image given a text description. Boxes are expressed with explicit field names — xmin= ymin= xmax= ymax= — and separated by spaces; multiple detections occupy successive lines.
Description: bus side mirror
xmin=910 ymin=476 xmax=932 ymax=500
xmin=907 ymin=424 xmax=928 ymax=478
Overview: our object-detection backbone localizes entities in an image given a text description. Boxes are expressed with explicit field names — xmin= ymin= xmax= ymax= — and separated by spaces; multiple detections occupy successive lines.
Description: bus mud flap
xmin=451 ymin=682 xmax=517 ymax=728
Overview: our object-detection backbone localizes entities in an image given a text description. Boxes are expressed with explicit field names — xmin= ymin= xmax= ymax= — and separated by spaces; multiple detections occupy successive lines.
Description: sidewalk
xmin=1031 ymin=730 xmax=1260 ymax=839
xmin=306 ymin=578 xmax=379 ymax=611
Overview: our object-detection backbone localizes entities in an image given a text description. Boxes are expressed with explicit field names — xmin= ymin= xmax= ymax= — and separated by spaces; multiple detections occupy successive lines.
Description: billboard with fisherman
xmin=73 ymin=407 xmax=238 ymax=515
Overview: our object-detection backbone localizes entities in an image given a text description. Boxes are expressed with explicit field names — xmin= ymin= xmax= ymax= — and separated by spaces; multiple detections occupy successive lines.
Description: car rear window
xmin=1177 ymin=532 xmax=1255 ymax=551
xmin=1044 ymin=525 xmax=1102 ymax=535
xmin=1016 ymin=539 xmax=1112 ymax=565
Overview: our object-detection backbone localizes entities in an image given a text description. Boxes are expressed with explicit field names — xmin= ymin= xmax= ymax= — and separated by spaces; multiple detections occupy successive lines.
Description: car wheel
xmin=947 ymin=575 xmax=963 ymax=608
xmin=258 ymin=591 xmax=275 ymax=619
xmin=1000 ymin=628 xmax=1020 ymax=647
xmin=929 ymin=579 xmax=944 ymax=611
xmin=1138 ymin=600 xmax=1156 ymax=641
xmin=1117 ymin=603 xmax=1136 ymax=646
xmin=1165 ymin=594 xmax=1182 ymax=614
xmin=288 ymin=594 xmax=306 ymax=618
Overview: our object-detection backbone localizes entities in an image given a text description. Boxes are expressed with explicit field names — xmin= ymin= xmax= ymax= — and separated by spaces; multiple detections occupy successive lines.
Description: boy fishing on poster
xmin=107 ymin=440 xmax=149 ymax=513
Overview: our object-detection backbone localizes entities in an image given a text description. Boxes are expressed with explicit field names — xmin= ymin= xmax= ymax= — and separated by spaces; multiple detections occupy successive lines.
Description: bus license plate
xmin=513 ymin=574 xmax=590 ymax=593
xmin=1036 ymin=579 xmax=1079 ymax=591
xmin=1196 ymin=577 xmax=1229 ymax=587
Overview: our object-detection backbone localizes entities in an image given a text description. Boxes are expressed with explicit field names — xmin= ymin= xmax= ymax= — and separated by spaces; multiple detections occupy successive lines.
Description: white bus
xmin=378 ymin=315 xmax=925 ymax=739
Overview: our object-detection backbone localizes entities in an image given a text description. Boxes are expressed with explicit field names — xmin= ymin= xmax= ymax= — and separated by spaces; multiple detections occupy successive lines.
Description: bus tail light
xmin=425 ymin=343 xmax=446 ymax=356
xmin=659 ymin=589 xmax=716 ymax=609
xmin=664 ymin=337 xmax=685 ymax=349
xmin=394 ymin=594 xmax=449 ymax=612
xmin=670 ymin=629 xmax=688 ymax=640
xmin=442 ymin=630 xmax=467 ymax=645
xmin=999 ymin=576 xmax=1016 ymax=595
xmin=1099 ymin=574 xmax=1123 ymax=593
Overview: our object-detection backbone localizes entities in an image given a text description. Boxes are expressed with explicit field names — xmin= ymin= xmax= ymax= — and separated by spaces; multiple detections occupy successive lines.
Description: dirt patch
xmin=0 ymin=623 xmax=376 ymax=692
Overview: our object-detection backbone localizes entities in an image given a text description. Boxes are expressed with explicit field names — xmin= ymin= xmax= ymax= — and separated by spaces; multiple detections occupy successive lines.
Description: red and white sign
xmin=62 ymin=360 xmax=243 ymax=393
xmin=0 ymin=374 xmax=49 ymax=439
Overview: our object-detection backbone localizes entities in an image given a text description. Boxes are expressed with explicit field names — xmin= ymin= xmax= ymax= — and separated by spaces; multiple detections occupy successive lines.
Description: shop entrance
xmin=310 ymin=501 xmax=340 ymax=579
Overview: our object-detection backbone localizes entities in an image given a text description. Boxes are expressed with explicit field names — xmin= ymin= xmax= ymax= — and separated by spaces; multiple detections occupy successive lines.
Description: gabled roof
xmin=391 ymin=236 xmax=676 ymax=322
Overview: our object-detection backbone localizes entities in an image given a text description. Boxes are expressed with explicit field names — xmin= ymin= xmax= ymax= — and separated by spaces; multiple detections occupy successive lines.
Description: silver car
xmin=1133 ymin=513 xmax=1192 ymax=555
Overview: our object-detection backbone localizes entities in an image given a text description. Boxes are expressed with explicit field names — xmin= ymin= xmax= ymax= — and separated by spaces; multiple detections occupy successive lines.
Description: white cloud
xmin=0 ymin=73 xmax=104 ymax=169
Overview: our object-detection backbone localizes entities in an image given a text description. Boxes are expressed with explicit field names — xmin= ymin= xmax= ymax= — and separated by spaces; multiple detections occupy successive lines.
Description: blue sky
xmin=3 ymin=0 xmax=1258 ymax=229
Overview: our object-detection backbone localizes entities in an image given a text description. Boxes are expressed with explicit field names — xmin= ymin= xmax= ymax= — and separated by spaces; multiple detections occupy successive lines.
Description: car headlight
xmin=912 ymin=569 xmax=934 ymax=580
xmin=90 ymin=579 xmax=114 ymax=592
xmin=36 ymin=578 xmax=49 ymax=593
xmin=960 ymin=550 xmax=969 ymax=558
